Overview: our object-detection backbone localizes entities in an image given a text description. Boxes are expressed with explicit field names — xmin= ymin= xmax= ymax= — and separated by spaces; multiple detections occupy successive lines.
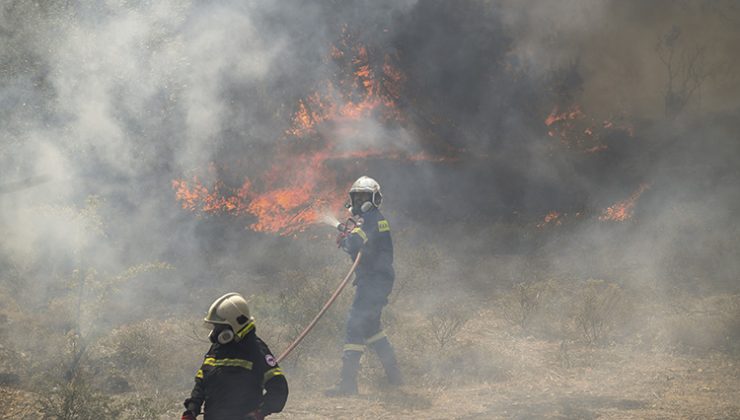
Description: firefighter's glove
xmin=247 ymin=409 xmax=265 ymax=420
xmin=181 ymin=410 xmax=197 ymax=420
xmin=336 ymin=231 xmax=349 ymax=247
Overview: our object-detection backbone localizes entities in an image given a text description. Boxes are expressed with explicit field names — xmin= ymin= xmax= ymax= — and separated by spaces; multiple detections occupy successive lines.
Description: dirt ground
xmin=268 ymin=306 xmax=740 ymax=420
xmin=3 ymin=294 xmax=738 ymax=420
xmin=275 ymin=341 xmax=739 ymax=419
xmin=3 ymin=329 xmax=738 ymax=419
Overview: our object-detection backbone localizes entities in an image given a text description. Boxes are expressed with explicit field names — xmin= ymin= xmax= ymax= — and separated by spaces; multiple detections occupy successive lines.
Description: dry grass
xmin=1 ymin=236 xmax=739 ymax=419
xmin=2 ymin=287 xmax=739 ymax=419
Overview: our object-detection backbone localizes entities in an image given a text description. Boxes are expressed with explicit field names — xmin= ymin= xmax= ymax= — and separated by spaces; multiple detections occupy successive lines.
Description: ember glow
xmin=599 ymin=183 xmax=651 ymax=222
xmin=545 ymin=105 xmax=584 ymax=129
xmin=536 ymin=183 xmax=650 ymax=226
xmin=544 ymin=105 xmax=634 ymax=153
xmin=537 ymin=211 xmax=562 ymax=228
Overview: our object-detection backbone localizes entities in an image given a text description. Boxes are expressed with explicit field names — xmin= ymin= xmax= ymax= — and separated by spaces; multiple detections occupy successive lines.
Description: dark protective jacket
xmin=184 ymin=330 xmax=288 ymax=420
xmin=341 ymin=207 xmax=395 ymax=285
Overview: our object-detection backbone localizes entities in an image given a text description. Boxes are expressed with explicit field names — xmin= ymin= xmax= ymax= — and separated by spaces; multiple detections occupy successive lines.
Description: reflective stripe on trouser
xmin=340 ymin=276 xmax=394 ymax=387
xmin=367 ymin=335 xmax=402 ymax=385
xmin=343 ymin=343 xmax=365 ymax=353
xmin=365 ymin=330 xmax=386 ymax=345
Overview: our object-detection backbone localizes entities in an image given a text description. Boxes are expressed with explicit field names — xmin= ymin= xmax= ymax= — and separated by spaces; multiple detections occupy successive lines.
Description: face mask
xmin=349 ymin=201 xmax=374 ymax=215
xmin=208 ymin=324 xmax=234 ymax=344
xmin=349 ymin=192 xmax=373 ymax=215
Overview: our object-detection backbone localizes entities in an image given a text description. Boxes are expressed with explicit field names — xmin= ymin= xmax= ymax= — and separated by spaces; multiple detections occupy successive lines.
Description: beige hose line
xmin=277 ymin=252 xmax=362 ymax=363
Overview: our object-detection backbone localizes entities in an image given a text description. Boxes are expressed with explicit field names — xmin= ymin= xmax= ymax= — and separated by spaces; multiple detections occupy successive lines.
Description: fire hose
xmin=276 ymin=251 xmax=361 ymax=363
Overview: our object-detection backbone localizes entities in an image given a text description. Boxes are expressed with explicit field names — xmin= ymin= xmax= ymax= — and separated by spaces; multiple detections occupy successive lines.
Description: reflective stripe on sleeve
xmin=195 ymin=369 xmax=204 ymax=379
xmin=351 ymin=227 xmax=368 ymax=243
xmin=203 ymin=357 xmax=253 ymax=370
xmin=263 ymin=367 xmax=284 ymax=385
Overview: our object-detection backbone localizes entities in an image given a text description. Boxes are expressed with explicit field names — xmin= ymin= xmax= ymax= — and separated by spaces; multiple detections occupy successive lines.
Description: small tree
xmin=39 ymin=374 xmax=121 ymax=420
xmin=501 ymin=282 xmax=548 ymax=331
xmin=38 ymin=333 xmax=121 ymax=420
xmin=656 ymin=26 xmax=719 ymax=118
xmin=426 ymin=302 xmax=470 ymax=350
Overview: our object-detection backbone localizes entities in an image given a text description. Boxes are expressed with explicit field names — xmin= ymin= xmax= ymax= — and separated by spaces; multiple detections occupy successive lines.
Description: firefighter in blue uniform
xmin=325 ymin=176 xmax=402 ymax=396
xmin=182 ymin=293 xmax=288 ymax=420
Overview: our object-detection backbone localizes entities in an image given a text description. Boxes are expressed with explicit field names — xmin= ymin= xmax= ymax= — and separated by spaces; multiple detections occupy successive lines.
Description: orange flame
xmin=537 ymin=211 xmax=562 ymax=228
xmin=545 ymin=105 xmax=584 ymax=127
xmin=174 ymin=34 xmax=456 ymax=236
xmin=247 ymin=183 xmax=343 ymax=235
xmin=173 ymin=178 xmax=252 ymax=215
xmin=285 ymin=45 xmax=404 ymax=137
xmin=173 ymin=155 xmax=345 ymax=236
xmin=599 ymin=183 xmax=650 ymax=222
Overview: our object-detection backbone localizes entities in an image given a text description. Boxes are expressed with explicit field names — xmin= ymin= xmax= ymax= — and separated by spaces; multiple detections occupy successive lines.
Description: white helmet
xmin=204 ymin=292 xmax=255 ymax=343
xmin=348 ymin=176 xmax=382 ymax=214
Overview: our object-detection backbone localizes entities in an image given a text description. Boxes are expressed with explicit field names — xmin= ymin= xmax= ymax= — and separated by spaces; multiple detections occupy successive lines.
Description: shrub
xmin=116 ymin=393 xmax=172 ymax=420
xmin=2 ymin=387 xmax=38 ymax=419
xmin=661 ymin=294 xmax=740 ymax=354
xmin=573 ymin=280 xmax=626 ymax=345
xmin=500 ymin=281 xmax=551 ymax=331
xmin=425 ymin=302 xmax=470 ymax=350
xmin=38 ymin=373 xmax=121 ymax=420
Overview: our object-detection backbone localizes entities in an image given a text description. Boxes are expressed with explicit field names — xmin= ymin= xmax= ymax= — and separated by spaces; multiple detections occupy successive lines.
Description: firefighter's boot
xmin=369 ymin=336 xmax=403 ymax=386
xmin=324 ymin=349 xmax=361 ymax=397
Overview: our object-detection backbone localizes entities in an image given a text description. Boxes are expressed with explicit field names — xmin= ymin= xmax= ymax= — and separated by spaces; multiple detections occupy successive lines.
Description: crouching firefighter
xmin=182 ymin=293 xmax=288 ymax=420
xmin=325 ymin=176 xmax=403 ymax=397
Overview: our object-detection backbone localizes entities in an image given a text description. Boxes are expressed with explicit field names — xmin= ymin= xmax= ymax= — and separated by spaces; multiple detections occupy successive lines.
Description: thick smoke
xmin=1 ymin=0 xmax=737 ymax=296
